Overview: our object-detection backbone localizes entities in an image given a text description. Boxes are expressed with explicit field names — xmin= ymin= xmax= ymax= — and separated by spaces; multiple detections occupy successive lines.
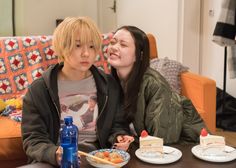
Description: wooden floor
xmin=215 ymin=128 xmax=236 ymax=147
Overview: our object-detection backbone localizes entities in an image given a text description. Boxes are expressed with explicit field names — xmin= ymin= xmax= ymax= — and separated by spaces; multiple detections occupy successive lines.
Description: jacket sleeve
xmin=22 ymin=88 xmax=58 ymax=166
xmin=108 ymin=106 xmax=131 ymax=145
xmin=136 ymin=75 xmax=183 ymax=144
xmin=107 ymin=75 xmax=131 ymax=145
xmin=179 ymin=96 xmax=207 ymax=143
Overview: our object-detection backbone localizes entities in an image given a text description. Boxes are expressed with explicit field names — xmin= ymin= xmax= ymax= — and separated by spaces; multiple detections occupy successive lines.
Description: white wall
xmin=201 ymin=0 xmax=236 ymax=97
xmin=117 ymin=0 xmax=179 ymax=61
xmin=0 ymin=0 xmax=13 ymax=36
xmin=15 ymin=0 xmax=98 ymax=36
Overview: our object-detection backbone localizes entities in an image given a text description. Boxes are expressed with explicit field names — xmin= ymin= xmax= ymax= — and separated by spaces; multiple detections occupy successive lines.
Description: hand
xmin=116 ymin=135 xmax=134 ymax=143
xmin=113 ymin=135 xmax=134 ymax=151
xmin=56 ymin=146 xmax=63 ymax=166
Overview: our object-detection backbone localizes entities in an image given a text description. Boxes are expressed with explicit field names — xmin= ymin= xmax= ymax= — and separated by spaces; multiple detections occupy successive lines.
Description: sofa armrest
xmin=180 ymin=72 xmax=216 ymax=133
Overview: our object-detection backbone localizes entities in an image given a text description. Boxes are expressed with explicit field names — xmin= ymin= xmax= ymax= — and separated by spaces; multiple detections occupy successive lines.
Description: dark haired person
xmin=107 ymin=26 xmax=207 ymax=146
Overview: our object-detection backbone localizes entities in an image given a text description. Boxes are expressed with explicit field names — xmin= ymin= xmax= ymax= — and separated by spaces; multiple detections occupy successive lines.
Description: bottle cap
xmin=64 ymin=116 xmax=73 ymax=124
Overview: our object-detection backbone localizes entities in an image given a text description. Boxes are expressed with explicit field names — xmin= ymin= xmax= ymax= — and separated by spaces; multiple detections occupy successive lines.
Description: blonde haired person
xmin=22 ymin=17 xmax=133 ymax=166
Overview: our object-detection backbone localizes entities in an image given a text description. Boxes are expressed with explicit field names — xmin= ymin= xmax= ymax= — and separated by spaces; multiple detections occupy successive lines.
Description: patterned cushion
xmin=0 ymin=36 xmax=57 ymax=99
xmin=0 ymin=33 xmax=113 ymax=100
xmin=150 ymin=57 xmax=189 ymax=94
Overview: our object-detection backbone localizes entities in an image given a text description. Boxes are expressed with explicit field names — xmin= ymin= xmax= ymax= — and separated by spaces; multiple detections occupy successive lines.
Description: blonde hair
xmin=52 ymin=16 xmax=102 ymax=61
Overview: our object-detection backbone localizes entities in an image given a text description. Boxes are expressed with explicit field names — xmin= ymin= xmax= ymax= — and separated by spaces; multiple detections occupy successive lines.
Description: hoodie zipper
xmin=96 ymin=95 xmax=108 ymax=147
xmin=52 ymin=99 xmax=60 ymax=117
xmin=47 ymin=88 xmax=60 ymax=119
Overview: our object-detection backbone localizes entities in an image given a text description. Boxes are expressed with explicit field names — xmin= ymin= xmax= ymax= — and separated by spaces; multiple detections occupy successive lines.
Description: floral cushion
xmin=0 ymin=36 xmax=57 ymax=100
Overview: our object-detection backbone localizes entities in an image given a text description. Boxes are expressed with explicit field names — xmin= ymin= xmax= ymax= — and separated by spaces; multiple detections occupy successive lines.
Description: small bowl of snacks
xmin=86 ymin=148 xmax=130 ymax=168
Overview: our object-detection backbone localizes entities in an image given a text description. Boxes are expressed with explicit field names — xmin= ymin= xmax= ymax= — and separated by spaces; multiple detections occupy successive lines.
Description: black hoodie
xmin=21 ymin=63 xmax=129 ymax=166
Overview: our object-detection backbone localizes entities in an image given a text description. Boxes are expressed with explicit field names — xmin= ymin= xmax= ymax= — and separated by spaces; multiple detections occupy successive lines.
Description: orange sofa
xmin=0 ymin=33 xmax=216 ymax=167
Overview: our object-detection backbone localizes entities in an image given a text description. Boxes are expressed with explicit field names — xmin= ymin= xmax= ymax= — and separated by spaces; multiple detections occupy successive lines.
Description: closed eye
xmin=120 ymin=43 xmax=128 ymax=47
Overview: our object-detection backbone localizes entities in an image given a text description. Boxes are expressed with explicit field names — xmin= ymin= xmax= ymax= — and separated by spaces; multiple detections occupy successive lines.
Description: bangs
xmin=79 ymin=27 xmax=94 ymax=44
xmin=75 ymin=22 xmax=101 ymax=52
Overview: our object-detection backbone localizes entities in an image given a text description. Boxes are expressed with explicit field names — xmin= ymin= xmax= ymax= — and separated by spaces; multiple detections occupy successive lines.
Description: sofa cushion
xmin=150 ymin=57 xmax=189 ymax=94
xmin=0 ymin=116 xmax=27 ymax=160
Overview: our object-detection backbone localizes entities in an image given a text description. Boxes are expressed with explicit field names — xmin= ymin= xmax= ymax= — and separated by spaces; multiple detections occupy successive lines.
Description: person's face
xmin=88 ymin=99 xmax=96 ymax=108
xmin=107 ymin=29 xmax=136 ymax=71
xmin=64 ymin=33 xmax=97 ymax=72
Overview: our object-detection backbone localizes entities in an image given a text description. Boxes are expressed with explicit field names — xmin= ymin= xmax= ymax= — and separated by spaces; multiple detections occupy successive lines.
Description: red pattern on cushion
xmin=0 ymin=33 xmax=114 ymax=100
xmin=0 ymin=36 xmax=57 ymax=99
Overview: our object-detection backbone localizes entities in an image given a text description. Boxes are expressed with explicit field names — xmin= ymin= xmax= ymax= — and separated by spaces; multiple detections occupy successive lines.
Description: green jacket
xmin=133 ymin=67 xmax=206 ymax=144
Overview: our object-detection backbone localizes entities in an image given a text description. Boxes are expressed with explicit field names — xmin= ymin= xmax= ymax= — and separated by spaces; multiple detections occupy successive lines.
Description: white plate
xmin=135 ymin=146 xmax=182 ymax=164
xmin=86 ymin=148 xmax=130 ymax=168
xmin=191 ymin=145 xmax=236 ymax=162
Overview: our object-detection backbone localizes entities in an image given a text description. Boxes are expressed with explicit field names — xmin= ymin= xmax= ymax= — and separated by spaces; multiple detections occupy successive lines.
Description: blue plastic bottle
xmin=60 ymin=116 xmax=80 ymax=168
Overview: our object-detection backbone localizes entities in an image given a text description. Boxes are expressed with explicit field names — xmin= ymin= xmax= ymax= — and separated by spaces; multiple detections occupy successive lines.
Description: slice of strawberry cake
xmin=139 ymin=130 xmax=163 ymax=154
xmin=200 ymin=128 xmax=225 ymax=152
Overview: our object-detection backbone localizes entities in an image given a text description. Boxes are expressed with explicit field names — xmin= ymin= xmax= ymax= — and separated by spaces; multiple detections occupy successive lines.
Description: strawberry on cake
xmin=139 ymin=130 xmax=163 ymax=154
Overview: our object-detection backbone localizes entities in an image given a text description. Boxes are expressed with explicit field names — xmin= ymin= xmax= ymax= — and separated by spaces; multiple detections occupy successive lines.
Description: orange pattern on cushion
xmin=0 ymin=36 xmax=57 ymax=100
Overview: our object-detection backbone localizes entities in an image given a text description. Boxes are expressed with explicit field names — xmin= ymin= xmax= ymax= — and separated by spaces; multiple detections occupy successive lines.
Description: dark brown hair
xmin=111 ymin=26 xmax=150 ymax=123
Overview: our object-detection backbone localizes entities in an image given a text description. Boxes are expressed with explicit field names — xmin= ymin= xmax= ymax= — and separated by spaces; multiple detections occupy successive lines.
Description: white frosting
xmin=140 ymin=135 xmax=162 ymax=140
xmin=200 ymin=134 xmax=225 ymax=146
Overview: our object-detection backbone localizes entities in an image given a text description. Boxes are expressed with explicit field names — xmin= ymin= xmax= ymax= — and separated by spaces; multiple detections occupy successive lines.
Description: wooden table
xmin=18 ymin=144 xmax=236 ymax=168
